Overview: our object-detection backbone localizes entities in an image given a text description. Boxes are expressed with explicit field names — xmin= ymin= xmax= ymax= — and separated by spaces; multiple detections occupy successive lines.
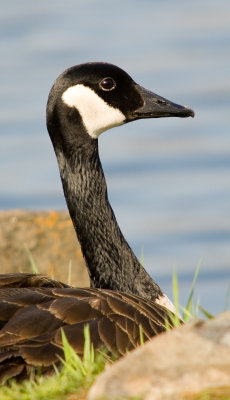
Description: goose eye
xmin=99 ymin=77 xmax=116 ymax=91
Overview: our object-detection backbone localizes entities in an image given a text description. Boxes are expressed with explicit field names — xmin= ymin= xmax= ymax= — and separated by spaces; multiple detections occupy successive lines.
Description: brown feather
xmin=0 ymin=274 xmax=175 ymax=384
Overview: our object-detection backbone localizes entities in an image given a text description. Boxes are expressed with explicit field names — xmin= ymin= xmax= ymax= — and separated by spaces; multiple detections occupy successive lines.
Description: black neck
xmin=48 ymin=110 xmax=163 ymax=301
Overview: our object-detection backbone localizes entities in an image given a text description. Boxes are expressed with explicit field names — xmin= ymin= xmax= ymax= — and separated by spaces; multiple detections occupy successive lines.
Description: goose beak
xmin=131 ymin=84 xmax=194 ymax=120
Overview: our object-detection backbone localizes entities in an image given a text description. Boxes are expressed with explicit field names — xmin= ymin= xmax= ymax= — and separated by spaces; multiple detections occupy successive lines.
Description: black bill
xmin=131 ymin=84 xmax=194 ymax=120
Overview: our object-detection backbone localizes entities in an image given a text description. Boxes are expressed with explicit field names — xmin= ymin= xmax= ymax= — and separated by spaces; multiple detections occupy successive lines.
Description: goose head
xmin=47 ymin=62 xmax=194 ymax=144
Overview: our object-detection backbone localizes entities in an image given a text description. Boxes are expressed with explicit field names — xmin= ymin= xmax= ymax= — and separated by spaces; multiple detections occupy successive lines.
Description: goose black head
xmin=47 ymin=62 xmax=194 ymax=142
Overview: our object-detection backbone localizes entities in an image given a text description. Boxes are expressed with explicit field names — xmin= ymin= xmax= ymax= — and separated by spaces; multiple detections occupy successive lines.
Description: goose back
xmin=0 ymin=274 xmax=172 ymax=384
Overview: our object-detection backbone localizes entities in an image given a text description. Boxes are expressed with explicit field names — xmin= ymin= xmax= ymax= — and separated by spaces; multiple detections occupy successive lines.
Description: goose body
xmin=0 ymin=62 xmax=194 ymax=383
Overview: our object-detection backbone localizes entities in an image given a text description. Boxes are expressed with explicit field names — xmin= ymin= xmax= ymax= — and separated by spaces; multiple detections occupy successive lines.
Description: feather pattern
xmin=0 ymin=273 xmax=172 ymax=383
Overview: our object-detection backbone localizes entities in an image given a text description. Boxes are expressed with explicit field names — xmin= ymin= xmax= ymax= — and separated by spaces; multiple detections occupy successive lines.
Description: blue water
xmin=0 ymin=0 xmax=230 ymax=315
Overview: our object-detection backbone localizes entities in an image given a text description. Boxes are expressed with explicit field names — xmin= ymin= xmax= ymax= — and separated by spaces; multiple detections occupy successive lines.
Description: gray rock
xmin=88 ymin=312 xmax=230 ymax=400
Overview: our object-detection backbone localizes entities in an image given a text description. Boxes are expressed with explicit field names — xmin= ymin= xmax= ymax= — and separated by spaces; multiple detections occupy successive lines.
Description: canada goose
xmin=0 ymin=62 xmax=194 ymax=383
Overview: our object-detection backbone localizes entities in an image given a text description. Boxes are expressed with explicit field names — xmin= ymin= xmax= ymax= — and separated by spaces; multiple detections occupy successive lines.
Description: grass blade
xmin=24 ymin=244 xmax=39 ymax=274
xmin=224 ymin=281 xmax=230 ymax=311
xmin=139 ymin=325 xmax=144 ymax=345
xmin=199 ymin=305 xmax=214 ymax=319
xmin=184 ymin=259 xmax=202 ymax=321
xmin=67 ymin=260 xmax=72 ymax=286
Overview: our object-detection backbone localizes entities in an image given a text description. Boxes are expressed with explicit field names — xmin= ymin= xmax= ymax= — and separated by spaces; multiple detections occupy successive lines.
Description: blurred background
xmin=0 ymin=0 xmax=229 ymax=315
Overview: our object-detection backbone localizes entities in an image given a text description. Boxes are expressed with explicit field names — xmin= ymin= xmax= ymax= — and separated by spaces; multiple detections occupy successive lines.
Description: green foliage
xmin=182 ymin=385 xmax=230 ymax=400
xmin=24 ymin=244 xmax=39 ymax=274
xmin=199 ymin=305 xmax=214 ymax=320
xmin=183 ymin=260 xmax=201 ymax=321
xmin=140 ymin=247 xmax=145 ymax=267
xmin=67 ymin=260 xmax=72 ymax=286
xmin=139 ymin=325 xmax=144 ymax=346
xmin=57 ymin=325 xmax=105 ymax=386
xmin=172 ymin=261 xmax=215 ymax=323
xmin=224 ymin=282 xmax=230 ymax=311
xmin=165 ymin=261 xmax=218 ymax=331
xmin=0 ymin=325 xmax=106 ymax=400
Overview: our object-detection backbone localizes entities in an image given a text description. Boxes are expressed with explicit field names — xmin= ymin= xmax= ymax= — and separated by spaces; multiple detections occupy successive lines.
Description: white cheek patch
xmin=62 ymin=84 xmax=125 ymax=138
xmin=155 ymin=294 xmax=177 ymax=314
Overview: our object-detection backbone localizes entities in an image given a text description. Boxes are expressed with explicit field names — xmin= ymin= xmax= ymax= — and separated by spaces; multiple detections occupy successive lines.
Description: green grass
xmin=182 ymin=386 xmax=230 ymax=400
xmin=0 ymin=326 xmax=107 ymax=400
xmin=171 ymin=261 xmax=216 ymax=323
xmin=24 ymin=244 xmax=39 ymax=274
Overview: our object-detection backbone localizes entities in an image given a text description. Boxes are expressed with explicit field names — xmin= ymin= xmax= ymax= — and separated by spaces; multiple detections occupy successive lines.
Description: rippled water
xmin=0 ymin=0 xmax=230 ymax=314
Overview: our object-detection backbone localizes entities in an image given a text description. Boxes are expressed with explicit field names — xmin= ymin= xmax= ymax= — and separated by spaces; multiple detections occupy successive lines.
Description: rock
xmin=0 ymin=210 xmax=89 ymax=287
xmin=88 ymin=312 xmax=230 ymax=400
